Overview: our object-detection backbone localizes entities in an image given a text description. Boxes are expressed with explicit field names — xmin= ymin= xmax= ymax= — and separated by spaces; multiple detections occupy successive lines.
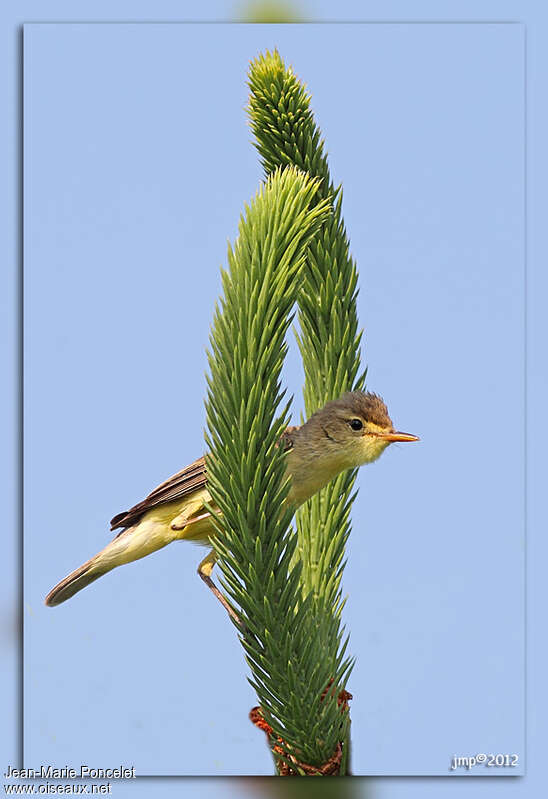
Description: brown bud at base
xmin=249 ymin=680 xmax=351 ymax=776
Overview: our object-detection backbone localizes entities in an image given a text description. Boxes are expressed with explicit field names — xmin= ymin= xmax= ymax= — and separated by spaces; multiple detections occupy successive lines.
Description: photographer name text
xmin=4 ymin=767 xmax=135 ymax=780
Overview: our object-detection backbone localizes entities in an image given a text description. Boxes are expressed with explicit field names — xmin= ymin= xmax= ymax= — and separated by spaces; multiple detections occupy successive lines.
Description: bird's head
xmin=302 ymin=391 xmax=419 ymax=470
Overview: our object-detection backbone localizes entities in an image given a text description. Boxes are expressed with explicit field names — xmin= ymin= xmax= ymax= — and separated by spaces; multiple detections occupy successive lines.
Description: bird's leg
xmin=197 ymin=549 xmax=241 ymax=626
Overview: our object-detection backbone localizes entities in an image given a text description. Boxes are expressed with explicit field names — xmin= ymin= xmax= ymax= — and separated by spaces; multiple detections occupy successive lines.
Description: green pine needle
xmin=247 ymin=49 xmax=367 ymax=772
xmin=205 ymin=167 xmax=348 ymax=766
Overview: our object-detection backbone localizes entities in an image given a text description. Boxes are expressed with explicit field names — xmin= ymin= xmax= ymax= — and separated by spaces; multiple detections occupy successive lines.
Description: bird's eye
xmin=349 ymin=419 xmax=363 ymax=431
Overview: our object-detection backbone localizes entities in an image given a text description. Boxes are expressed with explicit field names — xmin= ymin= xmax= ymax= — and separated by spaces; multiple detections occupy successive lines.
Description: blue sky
xmin=2 ymin=1 xmax=547 ymax=797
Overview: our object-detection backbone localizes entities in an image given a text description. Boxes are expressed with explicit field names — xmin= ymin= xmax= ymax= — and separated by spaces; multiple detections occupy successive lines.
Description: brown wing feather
xmin=109 ymin=427 xmax=298 ymax=533
xmin=279 ymin=426 xmax=299 ymax=452
xmin=110 ymin=456 xmax=207 ymax=531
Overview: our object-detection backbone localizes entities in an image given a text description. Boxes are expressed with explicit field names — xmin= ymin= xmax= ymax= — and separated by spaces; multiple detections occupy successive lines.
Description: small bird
xmin=45 ymin=391 xmax=418 ymax=614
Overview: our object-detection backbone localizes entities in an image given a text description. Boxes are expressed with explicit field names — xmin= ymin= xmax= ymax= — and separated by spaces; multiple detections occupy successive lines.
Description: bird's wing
xmin=110 ymin=456 xmax=207 ymax=531
xmin=109 ymin=428 xmax=298 ymax=532
xmin=279 ymin=426 xmax=299 ymax=451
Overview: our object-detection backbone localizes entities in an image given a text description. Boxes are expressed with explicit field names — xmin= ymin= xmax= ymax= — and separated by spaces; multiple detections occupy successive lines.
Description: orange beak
xmin=378 ymin=431 xmax=420 ymax=443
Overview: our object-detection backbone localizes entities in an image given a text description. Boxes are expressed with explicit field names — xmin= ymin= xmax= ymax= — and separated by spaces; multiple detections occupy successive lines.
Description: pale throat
xmin=285 ymin=446 xmax=356 ymax=507
xmin=286 ymin=434 xmax=390 ymax=507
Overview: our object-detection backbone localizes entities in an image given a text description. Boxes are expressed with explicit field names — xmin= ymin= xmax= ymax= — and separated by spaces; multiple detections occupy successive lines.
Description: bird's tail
xmin=44 ymin=554 xmax=110 ymax=606
xmin=45 ymin=519 xmax=174 ymax=606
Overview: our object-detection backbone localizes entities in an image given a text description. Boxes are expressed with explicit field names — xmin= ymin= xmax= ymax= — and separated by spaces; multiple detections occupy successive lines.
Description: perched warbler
xmin=45 ymin=391 xmax=418 ymax=615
